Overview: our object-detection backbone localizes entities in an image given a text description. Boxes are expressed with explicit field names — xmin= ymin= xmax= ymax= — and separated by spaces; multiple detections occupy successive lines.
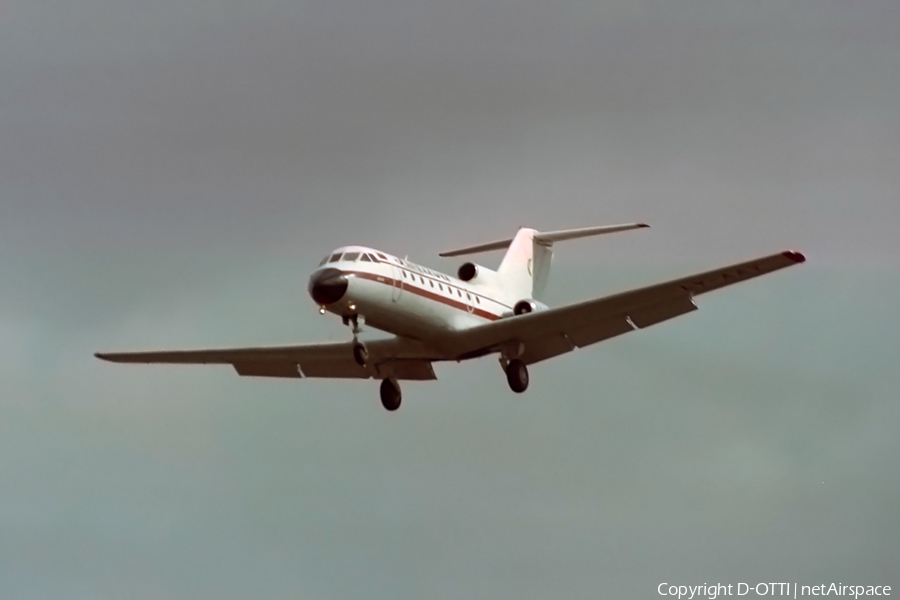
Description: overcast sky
xmin=1 ymin=0 xmax=898 ymax=598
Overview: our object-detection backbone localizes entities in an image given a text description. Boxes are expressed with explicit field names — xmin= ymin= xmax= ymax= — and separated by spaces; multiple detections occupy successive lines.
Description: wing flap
xmin=234 ymin=362 xmax=302 ymax=378
xmin=564 ymin=316 xmax=634 ymax=348
xmin=628 ymin=295 xmax=697 ymax=328
xmin=95 ymin=343 xmax=352 ymax=365
xmin=519 ymin=332 xmax=576 ymax=365
xmin=96 ymin=338 xmax=439 ymax=380
xmin=299 ymin=361 xmax=369 ymax=379
xmin=375 ymin=360 xmax=438 ymax=380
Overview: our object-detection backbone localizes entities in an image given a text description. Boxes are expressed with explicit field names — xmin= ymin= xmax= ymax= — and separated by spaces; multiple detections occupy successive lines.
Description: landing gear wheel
xmin=380 ymin=378 xmax=402 ymax=411
xmin=352 ymin=342 xmax=368 ymax=367
xmin=506 ymin=359 xmax=529 ymax=393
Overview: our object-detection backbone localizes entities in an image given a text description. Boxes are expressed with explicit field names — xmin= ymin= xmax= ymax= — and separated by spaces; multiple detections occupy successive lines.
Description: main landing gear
xmin=505 ymin=359 xmax=529 ymax=393
xmin=380 ymin=378 xmax=402 ymax=411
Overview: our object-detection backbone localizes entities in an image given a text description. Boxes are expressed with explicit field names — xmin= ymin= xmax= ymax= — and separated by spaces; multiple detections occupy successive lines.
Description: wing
xmin=448 ymin=250 xmax=806 ymax=364
xmin=95 ymin=337 xmax=437 ymax=380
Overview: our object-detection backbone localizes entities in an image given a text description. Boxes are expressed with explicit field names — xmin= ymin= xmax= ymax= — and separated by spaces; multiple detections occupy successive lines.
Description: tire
xmin=380 ymin=378 xmax=402 ymax=411
xmin=352 ymin=343 xmax=368 ymax=367
xmin=506 ymin=359 xmax=529 ymax=393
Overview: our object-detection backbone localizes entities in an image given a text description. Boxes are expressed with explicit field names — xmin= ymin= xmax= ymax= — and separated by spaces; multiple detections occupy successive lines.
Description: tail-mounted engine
xmin=458 ymin=262 xmax=499 ymax=283
xmin=513 ymin=299 xmax=548 ymax=315
xmin=457 ymin=261 xmax=501 ymax=289
xmin=458 ymin=262 xmax=480 ymax=281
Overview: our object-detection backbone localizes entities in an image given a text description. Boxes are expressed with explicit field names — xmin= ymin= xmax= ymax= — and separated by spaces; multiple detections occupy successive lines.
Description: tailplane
xmin=440 ymin=222 xmax=648 ymax=302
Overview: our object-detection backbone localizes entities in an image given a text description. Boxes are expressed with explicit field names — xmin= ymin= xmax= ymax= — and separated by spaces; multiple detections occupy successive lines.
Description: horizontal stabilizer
xmin=534 ymin=223 xmax=648 ymax=244
xmin=439 ymin=222 xmax=648 ymax=257
xmin=439 ymin=238 xmax=515 ymax=258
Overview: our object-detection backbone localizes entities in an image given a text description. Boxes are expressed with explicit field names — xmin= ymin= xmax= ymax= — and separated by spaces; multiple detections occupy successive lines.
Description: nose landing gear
xmin=352 ymin=342 xmax=368 ymax=367
xmin=341 ymin=314 xmax=369 ymax=367
xmin=341 ymin=313 xmax=362 ymax=338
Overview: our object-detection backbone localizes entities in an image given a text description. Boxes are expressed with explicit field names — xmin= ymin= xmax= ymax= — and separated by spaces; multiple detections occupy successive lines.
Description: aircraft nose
xmin=308 ymin=268 xmax=348 ymax=305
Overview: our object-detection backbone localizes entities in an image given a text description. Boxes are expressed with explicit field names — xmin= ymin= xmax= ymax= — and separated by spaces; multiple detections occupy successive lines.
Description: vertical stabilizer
xmin=531 ymin=240 xmax=553 ymax=301
xmin=497 ymin=228 xmax=552 ymax=303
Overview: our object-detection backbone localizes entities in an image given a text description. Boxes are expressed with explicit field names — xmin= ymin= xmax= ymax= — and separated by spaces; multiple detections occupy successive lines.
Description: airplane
xmin=96 ymin=223 xmax=806 ymax=411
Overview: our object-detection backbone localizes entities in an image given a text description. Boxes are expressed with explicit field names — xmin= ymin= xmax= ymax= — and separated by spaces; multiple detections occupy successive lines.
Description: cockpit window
xmin=342 ymin=252 xmax=360 ymax=262
xmin=376 ymin=253 xmax=388 ymax=260
xmin=360 ymin=253 xmax=373 ymax=262
xmin=328 ymin=253 xmax=341 ymax=263
xmin=318 ymin=256 xmax=329 ymax=266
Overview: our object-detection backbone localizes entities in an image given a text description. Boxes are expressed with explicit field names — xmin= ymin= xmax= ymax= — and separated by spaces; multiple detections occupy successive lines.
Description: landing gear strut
xmin=342 ymin=314 xmax=368 ymax=367
xmin=380 ymin=378 xmax=402 ymax=411
xmin=506 ymin=359 xmax=529 ymax=393
xmin=342 ymin=314 xmax=362 ymax=338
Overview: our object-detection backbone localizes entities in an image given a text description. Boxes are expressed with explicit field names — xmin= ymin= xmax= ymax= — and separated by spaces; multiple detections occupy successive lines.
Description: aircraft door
xmin=391 ymin=262 xmax=403 ymax=302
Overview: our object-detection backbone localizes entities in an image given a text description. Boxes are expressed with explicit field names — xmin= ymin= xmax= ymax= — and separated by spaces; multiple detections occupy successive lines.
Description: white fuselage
xmin=309 ymin=245 xmax=513 ymax=341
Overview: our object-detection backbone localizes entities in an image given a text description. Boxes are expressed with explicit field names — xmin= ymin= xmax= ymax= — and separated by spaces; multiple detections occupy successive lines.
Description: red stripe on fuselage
xmin=348 ymin=270 xmax=502 ymax=321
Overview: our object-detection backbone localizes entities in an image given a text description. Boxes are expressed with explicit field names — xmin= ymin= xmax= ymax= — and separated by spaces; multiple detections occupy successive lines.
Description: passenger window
xmin=342 ymin=252 xmax=360 ymax=262
xmin=360 ymin=254 xmax=373 ymax=262
xmin=466 ymin=293 xmax=472 ymax=300
xmin=475 ymin=297 xmax=480 ymax=304
xmin=328 ymin=253 xmax=341 ymax=263
xmin=439 ymin=284 xmax=443 ymax=291
xmin=402 ymin=271 xmax=407 ymax=279
xmin=429 ymin=280 xmax=434 ymax=288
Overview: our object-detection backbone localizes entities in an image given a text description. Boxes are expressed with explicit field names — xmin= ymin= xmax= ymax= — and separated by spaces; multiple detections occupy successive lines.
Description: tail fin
xmin=441 ymin=222 xmax=649 ymax=302
xmin=496 ymin=228 xmax=545 ymax=302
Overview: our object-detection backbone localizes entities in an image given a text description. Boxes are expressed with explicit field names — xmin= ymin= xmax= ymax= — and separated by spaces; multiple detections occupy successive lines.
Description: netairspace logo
xmin=658 ymin=583 xmax=892 ymax=600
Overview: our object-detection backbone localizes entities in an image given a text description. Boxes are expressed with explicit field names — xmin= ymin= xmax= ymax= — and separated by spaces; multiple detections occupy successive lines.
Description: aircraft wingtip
xmin=782 ymin=250 xmax=806 ymax=263
xmin=637 ymin=222 xmax=650 ymax=228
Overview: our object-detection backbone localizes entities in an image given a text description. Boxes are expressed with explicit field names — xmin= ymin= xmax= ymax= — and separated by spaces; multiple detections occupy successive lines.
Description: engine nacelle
xmin=513 ymin=299 xmax=549 ymax=315
xmin=458 ymin=262 xmax=483 ymax=282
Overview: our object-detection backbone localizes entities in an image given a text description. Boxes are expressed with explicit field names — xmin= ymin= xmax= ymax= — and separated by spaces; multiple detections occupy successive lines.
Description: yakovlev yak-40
xmin=96 ymin=223 xmax=805 ymax=411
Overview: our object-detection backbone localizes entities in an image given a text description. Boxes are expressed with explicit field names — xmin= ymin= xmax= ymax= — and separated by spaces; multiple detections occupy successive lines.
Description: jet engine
xmin=513 ymin=299 xmax=549 ymax=315
xmin=457 ymin=262 xmax=501 ymax=288
xmin=457 ymin=262 xmax=480 ymax=281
